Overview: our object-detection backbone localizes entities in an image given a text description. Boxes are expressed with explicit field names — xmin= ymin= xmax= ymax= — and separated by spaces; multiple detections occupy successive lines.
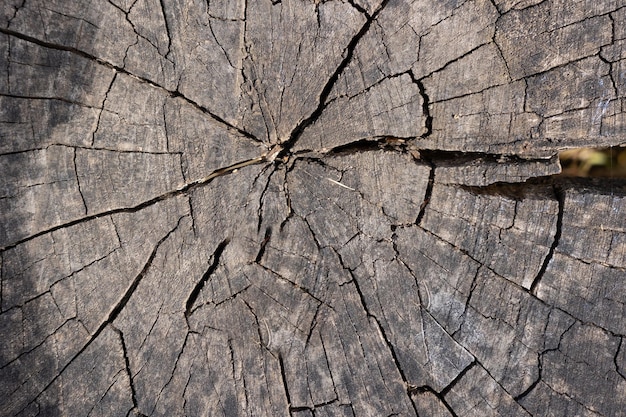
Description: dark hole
xmin=558 ymin=146 xmax=626 ymax=178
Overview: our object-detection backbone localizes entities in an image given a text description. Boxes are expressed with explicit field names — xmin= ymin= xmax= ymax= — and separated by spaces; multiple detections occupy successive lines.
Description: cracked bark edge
xmin=17 ymin=214 xmax=185 ymax=415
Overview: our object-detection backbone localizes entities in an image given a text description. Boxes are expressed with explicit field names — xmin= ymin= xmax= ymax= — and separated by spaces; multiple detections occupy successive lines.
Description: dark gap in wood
xmin=408 ymin=385 xmax=459 ymax=417
xmin=324 ymin=138 xmax=382 ymax=155
xmin=409 ymin=72 xmax=433 ymax=138
xmin=615 ymin=337 xmax=626 ymax=380
xmin=420 ymin=149 xmax=558 ymax=167
xmin=346 ymin=0 xmax=370 ymax=18
xmin=112 ymin=326 xmax=139 ymax=411
xmin=439 ymin=360 xmax=476 ymax=398
xmin=278 ymin=0 xmax=391 ymax=159
xmin=185 ymin=239 xmax=229 ymax=317
xmin=529 ymin=186 xmax=564 ymax=295
xmin=415 ymin=154 xmax=435 ymax=226
xmin=346 ymin=265 xmax=421 ymax=417
xmin=18 ymin=216 xmax=184 ymax=414
xmin=0 ymin=27 xmax=261 ymax=143
xmin=254 ymin=228 xmax=272 ymax=263
xmin=513 ymin=354 xmax=544 ymax=403
xmin=0 ymin=155 xmax=265 ymax=252
xmin=277 ymin=353 xmax=294 ymax=413
xmin=459 ymin=181 xmax=556 ymax=201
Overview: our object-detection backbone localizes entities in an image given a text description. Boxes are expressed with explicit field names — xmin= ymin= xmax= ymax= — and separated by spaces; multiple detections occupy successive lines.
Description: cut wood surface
xmin=1 ymin=0 xmax=625 ymax=416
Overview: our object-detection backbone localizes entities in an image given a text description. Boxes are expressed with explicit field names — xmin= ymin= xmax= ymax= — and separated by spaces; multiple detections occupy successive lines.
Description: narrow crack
xmin=409 ymin=71 xmax=433 ymax=139
xmin=0 ymin=92 xmax=100 ymax=109
xmin=277 ymin=0 xmax=391 ymax=158
xmin=440 ymin=360 xmax=476 ymax=398
xmin=92 ymin=72 xmax=117 ymax=147
xmin=72 ymin=147 xmax=87 ymax=215
xmin=278 ymin=353 xmax=294 ymax=415
xmin=254 ymin=227 xmax=272 ymax=263
xmin=23 ymin=215 xmax=185 ymax=411
xmin=185 ymin=239 xmax=230 ymax=318
xmin=157 ymin=0 xmax=173 ymax=59
xmin=615 ymin=336 xmax=626 ymax=380
xmin=529 ymin=185 xmax=564 ymax=294
xmin=335 ymin=249 xmax=421 ymax=417
xmin=112 ymin=326 xmax=139 ymax=412
xmin=150 ymin=331 xmax=190 ymax=416
xmin=415 ymin=155 xmax=435 ymax=226
xmin=0 ymin=26 xmax=259 ymax=143
xmin=514 ymin=320 xmax=577 ymax=403
xmin=407 ymin=385 xmax=459 ymax=417
xmin=0 ymin=153 xmax=272 ymax=252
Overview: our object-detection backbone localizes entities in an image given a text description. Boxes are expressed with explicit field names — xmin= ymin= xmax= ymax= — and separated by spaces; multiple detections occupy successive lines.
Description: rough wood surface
xmin=1 ymin=1 xmax=626 ymax=416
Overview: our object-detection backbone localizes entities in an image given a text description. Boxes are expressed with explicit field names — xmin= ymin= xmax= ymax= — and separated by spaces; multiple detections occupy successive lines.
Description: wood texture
xmin=1 ymin=0 xmax=626 ymax=416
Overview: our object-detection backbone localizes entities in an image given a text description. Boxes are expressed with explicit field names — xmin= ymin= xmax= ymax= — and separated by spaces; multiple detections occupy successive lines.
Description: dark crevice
xmin=0 ymin=26 xmax=259 ymax=143
xmin=415 ymin=154 xmax=435 ymax=226
xmin=529 ymin=186 xmax=564 ymax=294
xmin=0 ymin=317 xmax=76 ymax=371
xmin=420 ymin=41 xmax=491 ymax=81
xmin=408 ymin=72 xmax=433 ymax=139
xmin=150 ymin=331 xmax=191 ymax=416
xmin=515 ymin=320 xmax=577 ymax=403
xmin=0 ymin=92 xmax=100 ymax=109
xmin=335 ymin=250 xmax=420 ymax=417
xmin=185 ymin=239 xmax=229 ymax=317
xmin=407 ymin=385 xmax=458 ymax=417
xmin=439 ymin=360 xmax=476 ymax=397
xmin=347 ymin=0 xmax=370 ymax=18
xmin=325 ymin=138 xmax=384 ymax=155
xmin=277 ymin=0 xmax=391 ymax=159
xmin=112 ymin=326 xmax=139 ymax=411
xmin=187 ymin=196 xmax=197 ymax=237
xmin=254 ymin=227 xmax=272 ymax=263
xmin=24 ymin=215 xmax=184 ymax=410
xmin=92 ymin=72 xmax=117 ymax=147
xmin=166 ymin=90 xmax=260 ymax=142
xmin=7 ymin=0 xmax=26 ymax=26
xmin=615 ymin=337 xmax=626 ymax=380
xmin=278 ymin=354 xmax=294 ymax=414
xmin=157 ymin=0 xmax=173 ymax=59
xmin=255 ymin=163 xmax=279 ymax=233
xmin=514 ymin=352 xmax=544 ymax=402
xmin=0 ymin=154 xmax=266 ymax=252
xmin=73 ymin=148 xmax=88 ymax=215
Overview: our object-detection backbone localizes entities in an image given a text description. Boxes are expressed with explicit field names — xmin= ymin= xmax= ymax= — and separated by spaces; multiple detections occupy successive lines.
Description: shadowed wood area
xmin=1 ymin=1 xmax=626 ymax=416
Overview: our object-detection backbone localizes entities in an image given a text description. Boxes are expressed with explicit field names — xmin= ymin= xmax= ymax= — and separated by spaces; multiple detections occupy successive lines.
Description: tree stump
xmin=1 ymin=1 xmax=626 ymax=416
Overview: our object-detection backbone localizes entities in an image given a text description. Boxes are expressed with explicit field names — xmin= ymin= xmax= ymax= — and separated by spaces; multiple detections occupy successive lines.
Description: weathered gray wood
xmin=1 ymin=1 xmax=626 ymax=416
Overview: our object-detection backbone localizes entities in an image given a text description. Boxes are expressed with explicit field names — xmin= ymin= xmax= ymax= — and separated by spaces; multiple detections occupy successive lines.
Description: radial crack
xmin=529 ymin=186 xmax=564 ymax=294
xmin=0 ymin=27 xmax=260 ymax=143
xmin=185 ymin=239 xmax=230 ymax=317
xmin=112 ymin=326 xmax=139 ymax=411
xmin=277 ymin=0 xmax=392 ymax=158
xmin=23 ymin=214 xmax=185 ymax=410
